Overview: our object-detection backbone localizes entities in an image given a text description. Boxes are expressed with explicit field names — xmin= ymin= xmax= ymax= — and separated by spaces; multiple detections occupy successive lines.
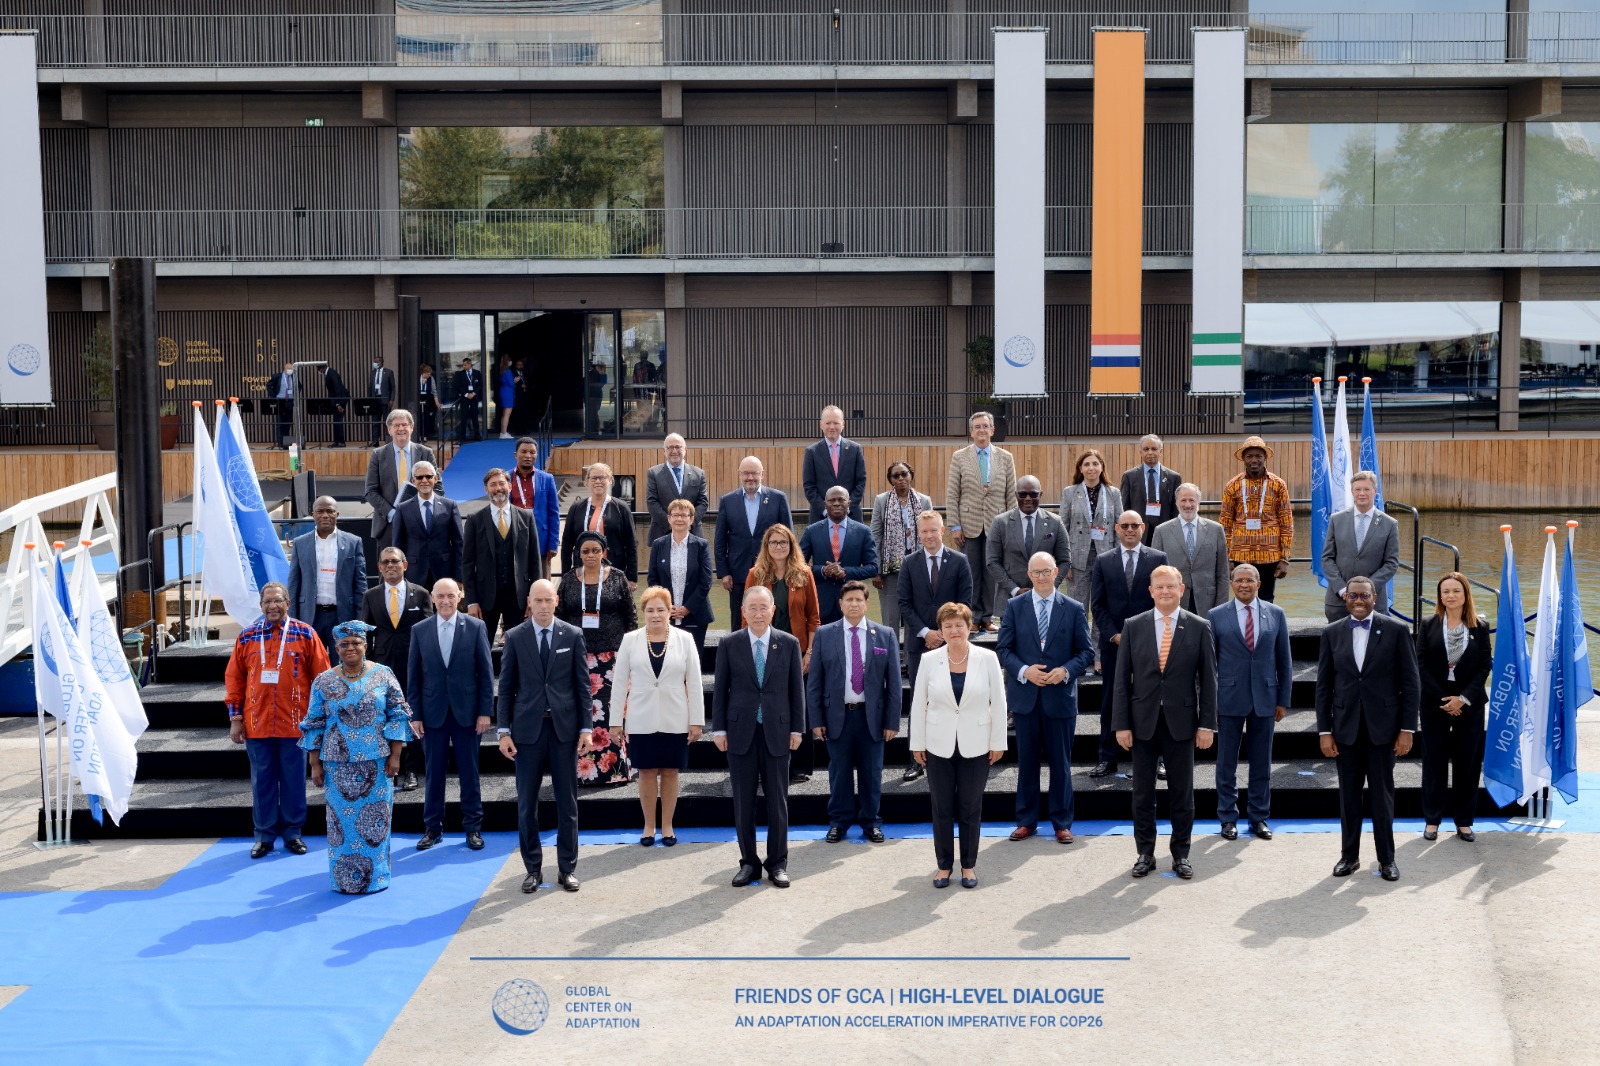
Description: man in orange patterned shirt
xmin=1218 ymin=437 xmax=1293 ymax=603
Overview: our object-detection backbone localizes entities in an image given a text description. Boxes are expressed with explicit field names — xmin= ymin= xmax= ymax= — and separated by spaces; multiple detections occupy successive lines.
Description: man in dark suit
xmin=897 ymin=510 xmax=973 ymax=782
xmin=1089 ymin=511 xmax=1168 ymax=777
xmin=452 ymin=357 xmax=482 ymax=441
xmin=1317 ymin=576 xmax=1420 ymax=882
xmin=1119 ymin=434 xmax=1182 ymax=547
xmin=799 ymin=486 xmax=880 ymax=624
xmin=363 ymin=409 xmax=435 ymax=542
xmin=1208 ymin=563 xmax=1293 ymax=841
xmin=462 ymin=467 xmax=542 ymax=645
xmin=322 ymin=365 xmax=349 ymax=447
xmin=997 ymin=552 xmax=1096 ymax=844
xmin=368 ymin=355 xmax=396 ymax=446
xmin=390 ymin=461 xmax=463 ymax=590
xmin=266 ymin=360 xmax=296 ymax=448
xmin=801 ymin=405 xmax=867 ymax=521
xmin=1322 ymin=470 xmax=1401 ymax=620
xmin=807 ymin=582 xmax=901 ymax=843
xmin=712 ymin=586 xmax=806 ymax=888
xmin=1112 ymin=564 xmax=1217 ymax=879
xmin=986 ymin=474 xmax=1071 ymax=601
xmin=497 ymin=579 xmax=592 ymax=893
xmin=361 ymin=546 xmax=432 ymax=792
xmin=644 ymin=433 xmax=709 ymax=546
xmin=406 ymin=578 xmax=494 ymax=852
xmin=713 ymin=455 xmax=793 ymax=627
xmin=286 ymin=495 xmax=366 ymax=653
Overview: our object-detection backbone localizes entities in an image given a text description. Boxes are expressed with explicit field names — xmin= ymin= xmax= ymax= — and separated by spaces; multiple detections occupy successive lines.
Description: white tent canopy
xmin=1245 ymin=302 xmax=1500 ymax=347
xmin=1521 ymin=301 xmax=1600 ymax=344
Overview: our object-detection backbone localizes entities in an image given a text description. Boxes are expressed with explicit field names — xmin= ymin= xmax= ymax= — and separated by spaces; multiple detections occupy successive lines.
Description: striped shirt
xmin=1218 ymin=472 xmax=1294 ymax=564
xmin=224 ymin=617 xmax=331 ymax=739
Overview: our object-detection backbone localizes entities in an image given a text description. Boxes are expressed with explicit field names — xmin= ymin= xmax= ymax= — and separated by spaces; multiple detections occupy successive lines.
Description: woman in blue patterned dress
xmin=300 ymin=620 xmax=414 ymax=895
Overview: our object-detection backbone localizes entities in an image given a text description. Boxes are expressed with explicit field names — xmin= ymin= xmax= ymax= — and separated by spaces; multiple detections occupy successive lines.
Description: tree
xmin=400 ymin=126 xmax=509 ymax=210
xmin=499 ymin=126 xmax=664 ymax=210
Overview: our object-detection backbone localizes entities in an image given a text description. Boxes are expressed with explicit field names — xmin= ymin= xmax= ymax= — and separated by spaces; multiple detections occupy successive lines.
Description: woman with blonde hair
xmin=613 ymin=586 xmax=703 ymax=846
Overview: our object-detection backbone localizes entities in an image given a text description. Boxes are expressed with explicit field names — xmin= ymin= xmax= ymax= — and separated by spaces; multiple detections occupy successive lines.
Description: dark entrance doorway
xmin=497 ymin=311 xmax=586 ymax=436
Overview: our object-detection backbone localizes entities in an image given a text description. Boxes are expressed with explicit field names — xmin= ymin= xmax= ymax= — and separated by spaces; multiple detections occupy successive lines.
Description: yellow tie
xmin=497 ymin=508 xmax=508 ymax=538
xmin=1159 ymin=615 xmax=1173 ymax=673
xmin=389 ymin=585 xmax=401 ymax=627
xmin=397 ymin=446 xmax=407 ymax=488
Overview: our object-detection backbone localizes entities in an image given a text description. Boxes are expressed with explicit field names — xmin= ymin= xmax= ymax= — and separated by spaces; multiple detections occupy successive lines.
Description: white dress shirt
xmin=314 ymin=531 xmax=339 ymax=605
xmin=1152 ymin=608 xmax=1180 ymax=647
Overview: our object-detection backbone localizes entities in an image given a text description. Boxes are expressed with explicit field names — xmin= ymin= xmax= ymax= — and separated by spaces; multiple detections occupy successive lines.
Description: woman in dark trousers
xmin=1415 ymin=572 xmax=1492 ymax=842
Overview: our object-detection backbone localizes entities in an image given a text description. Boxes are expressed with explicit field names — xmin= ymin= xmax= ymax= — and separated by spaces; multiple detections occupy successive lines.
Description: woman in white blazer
xmin=613 ymin=587 xmax=704 ymax=847
xmin=910 ymin=601 xmax=1008 ymax=889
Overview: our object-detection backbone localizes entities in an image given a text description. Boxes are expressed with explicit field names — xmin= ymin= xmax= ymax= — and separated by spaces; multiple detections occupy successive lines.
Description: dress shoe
xmin=1380 ymin=863 xmax=1400 ymax=882
xmin=789 ymin=772 xmax=811 ymax=784
xmin=902 ymin=765 xmax=925 ymax=782
xmin=1456 ymin=828 xmax=1476 ymax=843
xmin=284 ymin=838 xmax=308 ymax=855
xmin=932 ymin=875 xmax=951 ymax=889
xmin=661 ymin=834 xmax=677 ymax=847
xmin=522 ymin=873 xmax=541 ymax=894
xmin=1423 ymin=825 xmax=1439 ymax=841
xmin=732 ymin=865 xmax=761 ymax=887
xmin=1250 ymin=821 xmax=1273 ymax=841
xmin=466 ymin=832 xmax=485 ymax=850
xmin=1156 ymin=757 xmax=1167 ymax=781
xmin=768 ymin=868 xmax=791 ymax=888
xmin=960 ymin=875 xmax=978 ymax=889
xmin=865 ymin=827 xmax=885 ymax=843
xmin=1088 ymin=761 xmax=1115 ymax=778
xmin=416 ymin=829 xmax=443 ymax=851
xmin=640 ymin=834 xmax=656 ymax=847
xmin=397 ymin=773 xmax=419 ymax=792
xmin=825 ymin=826 xmax=845 ymax=843
xmin=985 ymin=620 xmax=1001 ymax=633
xmin=1131 ymin=854 xmax=1157 ymax=878
xmin=1332 ymin=858 xmax=1361 ymax=877
xmin=1172 ymin=858 xmax=1193 ymax=880
xmin=1008 ymin=825 xmax=1036 ymax=842
xmin=1054 ymin=829 xmax=1074 ymax=844
xmin=1220 ymin=822 xmax=1238 ymax=841
xmin=558 ymin=872 xmax=581 ymax=892
xmin=250 ymin=841 xmax=273 ymax=860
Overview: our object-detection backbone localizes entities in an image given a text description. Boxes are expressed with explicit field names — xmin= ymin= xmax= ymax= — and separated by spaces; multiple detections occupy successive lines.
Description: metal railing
xmin=6 ymin=11 xmax=1600 ymax=68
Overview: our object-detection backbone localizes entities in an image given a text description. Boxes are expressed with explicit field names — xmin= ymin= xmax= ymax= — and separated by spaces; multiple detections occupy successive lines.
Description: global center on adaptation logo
xmin=7 ymin=342 xmax=42 ymax=376
xmin=492 ymin=978 xmax=550 ymax=1035
xmin=1002 ymin=334 xmax=1037 ymax=368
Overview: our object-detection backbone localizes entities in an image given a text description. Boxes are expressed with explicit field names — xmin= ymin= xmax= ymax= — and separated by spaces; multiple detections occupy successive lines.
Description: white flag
xmin=193 ymin=407 xmax=261 ymax=625
xmin=32 ymin=559 xmax=137 ymax=824
xmin=73 ymin=549 xmax=149 ymax=741
xmin=1524 ymin=530 xmax=1561 ymax=801
xmin=1330 ymin=377 xmax=1353 ymax=513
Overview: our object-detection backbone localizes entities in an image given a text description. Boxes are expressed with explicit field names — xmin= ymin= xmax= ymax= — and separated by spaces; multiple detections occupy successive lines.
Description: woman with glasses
xmin=560 ymin=462 xmax=638 ymax=589
xmin=869 ymin=460 xmax=932 ymax=647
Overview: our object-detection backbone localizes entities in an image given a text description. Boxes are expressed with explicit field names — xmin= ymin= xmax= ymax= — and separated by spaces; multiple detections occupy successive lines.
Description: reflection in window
xmin=1520 ymin=301 xmax=1600 ymax=425
xmin=1247 ymin=0 xmax=1505 ymax=64
xmin=1525 ymin=123 xmax=1600 ymax=252
xmin=619 ymin=310 xmax=666 ymax=436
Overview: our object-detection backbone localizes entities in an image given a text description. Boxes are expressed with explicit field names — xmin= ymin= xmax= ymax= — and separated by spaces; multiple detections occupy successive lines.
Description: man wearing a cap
xmin=1218 ymin=437 xmax=1293 ymax=603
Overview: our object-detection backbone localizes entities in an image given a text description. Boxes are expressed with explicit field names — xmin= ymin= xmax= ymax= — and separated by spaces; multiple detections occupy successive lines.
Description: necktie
xmin=850 ymin=626 xmax=864 ymax=694
xmin=1147 ymin=466 xmax=1157 ymax=507
xmin=388 ymin=585 xmax=400 ymax=627
xmin=397 ymin=446 xmax=407 ymax=488
xmin=753 ymin=638 xmax=766 ymax=724
xmin=1036 ymin=597 xmax=1050 ymax=643
xmin=830 ymin=441 xmax=839 ymax=477
xmin=422 ymin=499 xmax=432 ymax=532
xmin=375 ymin=368 xmax=382 ymax=392
xmin=1356 ymin=511 xmax=1369 ymax=551
xmin=1124 ymin=547 xmax=1137 ymax=591
xmin=539 ymin=628 xmax=551 ymax=668
xmin=1159 ymin=615 xmax=1173 ymax=672
xmin=978 ymin=449 xmax=990 ymax=485
xmin=497 ymin=508 xmax=508 ymax=538
xmin=671 ymin=465 xmax=682 ymax=493
xmin=1349 ymin=617 xmax=1371 ymax=630
xmin=831 ymin=523 xmax=842 ymax=561
xmin=1184 ymin=521 xmax=1195 ymax=560
xmin=439 ymin=617 xmax=454 ymax=665
xmin=1244 ymin=604 xmax=1255 ymax=651
xmin=1023 ymin=514 xmax=1035 ymax=557
xmin=929 ymin=551 xmax=941 ymax=591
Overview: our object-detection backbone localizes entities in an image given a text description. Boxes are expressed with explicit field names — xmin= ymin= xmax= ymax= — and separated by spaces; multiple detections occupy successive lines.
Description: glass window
xmin=1520 ymin=301 xmax=1600 ymax=426
xmin=1524 ymin=123 xmax=1600 ymax=252
xmin=584 ymin=312 xmax=617 ymax=438
xmin=1248 ymin=0 xmax=1506 ymax=64
xmin=618 ymin=309 xmax=667 ymax=436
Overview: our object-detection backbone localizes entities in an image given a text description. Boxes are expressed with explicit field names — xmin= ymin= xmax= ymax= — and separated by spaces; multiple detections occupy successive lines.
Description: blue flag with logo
xmin=1359 ymin=383 xmax=1393 ymax=608
xmin=214 ymin=413 xmax=289 ymax=590
xmin=1484 ymin=538 xmax=1532 ymax=808
xmin=1309 ymin=379 xmax=1331 ymax=587
xmin=1550 ymin=534 xmax=1591 ymax=803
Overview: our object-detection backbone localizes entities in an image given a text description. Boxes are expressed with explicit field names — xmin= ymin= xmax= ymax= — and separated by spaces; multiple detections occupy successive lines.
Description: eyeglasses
xmin=889 ymin=470 xmax=911 ymax=479
xmin=1016 ymin=491 xmax=1040 ymax=499
xmin=1116 ymin=522 xmax=1143 ymax=530
xmin=414 ymin=474 xmax=436 ymax=481
xmin=1027 ymin=568 xmax=1054 ymax=577
xmin=1345 ymin=591 xmax=1374 ymax=601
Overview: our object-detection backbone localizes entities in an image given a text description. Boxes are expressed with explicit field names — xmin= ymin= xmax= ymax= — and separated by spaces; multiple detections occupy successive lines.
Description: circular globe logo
xmin=8 ymin=343 xmax=42 ymax=376
xmin=157 ymin=337 xmax=180 ymax=367
xmin=225 ymin=454 xmax=263 ymax=512
xmin=491 ymin=978 xmax=550 ymax=1036
xmin=1001 ymin=334 xmax=1036 ymax=368
xmin=37 ymin=622 xmax=59 ymax=676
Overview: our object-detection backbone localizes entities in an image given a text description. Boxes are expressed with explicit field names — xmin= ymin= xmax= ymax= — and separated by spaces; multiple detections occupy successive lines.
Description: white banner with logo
xmin=1190 ymin=28 xmax=1245 ymax=395
xmin=991 ymin=28 xmax=1047 ymax=398
xmin=0 ymin=34 xmax=52 ymax=405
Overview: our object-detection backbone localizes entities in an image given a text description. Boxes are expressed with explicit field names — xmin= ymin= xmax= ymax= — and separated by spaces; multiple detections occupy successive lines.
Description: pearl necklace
xmin=647 ymin=634 xmax=669 ymax=657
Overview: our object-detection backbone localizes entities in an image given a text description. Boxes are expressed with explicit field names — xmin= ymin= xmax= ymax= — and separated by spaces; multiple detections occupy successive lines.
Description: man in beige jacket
xmin=946 ymin=411 xmax=1017 ymax=630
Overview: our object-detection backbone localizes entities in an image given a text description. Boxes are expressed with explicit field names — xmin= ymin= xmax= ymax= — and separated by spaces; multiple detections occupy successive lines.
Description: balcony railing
xmin=4 ymin=11 xmax=1599 ymax=69
xmin=1246 ymin=202 xmax=1600 ymax=255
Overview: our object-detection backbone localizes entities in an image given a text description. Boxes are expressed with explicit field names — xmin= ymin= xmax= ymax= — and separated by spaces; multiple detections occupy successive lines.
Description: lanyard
xmin=582 ymin=571 xmax=606 ymax=614
xmin=1244 ymin=478 xmax=1268 ymax=519
xmin=259 ymin=622 xmax=289 ymax=671
xmin=513 ymin=472 xmax=532 ymax=507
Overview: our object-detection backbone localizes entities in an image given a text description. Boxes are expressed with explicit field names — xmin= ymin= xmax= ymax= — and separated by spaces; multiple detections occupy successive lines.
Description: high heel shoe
xmin=1423 ymin=825 xmax=1438 ymax=841
xmin=1456 ymin=828 xmax=1476 ymax=843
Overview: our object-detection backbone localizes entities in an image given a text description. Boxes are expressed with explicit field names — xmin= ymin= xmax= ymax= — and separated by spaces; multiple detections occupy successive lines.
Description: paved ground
xmin=0 ymin=714 xmax=1595 ymax=1064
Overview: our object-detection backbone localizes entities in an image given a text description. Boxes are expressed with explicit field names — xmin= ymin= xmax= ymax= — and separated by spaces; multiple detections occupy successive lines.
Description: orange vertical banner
xmin=1089 ymin=28 xmax=1146 ymax=396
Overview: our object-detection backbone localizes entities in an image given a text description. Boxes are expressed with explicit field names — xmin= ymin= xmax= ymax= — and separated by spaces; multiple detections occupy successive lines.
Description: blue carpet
xmin=440 ymin=438 xmax=579 ymax=502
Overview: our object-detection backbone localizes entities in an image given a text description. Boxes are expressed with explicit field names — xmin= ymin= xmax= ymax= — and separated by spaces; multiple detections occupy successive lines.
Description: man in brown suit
xmin=946 ymin=411 xmax=1017 ymax=630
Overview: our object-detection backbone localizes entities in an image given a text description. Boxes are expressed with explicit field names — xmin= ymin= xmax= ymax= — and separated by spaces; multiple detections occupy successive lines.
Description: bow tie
xmin=1348 ymin=618 xmax=1371 ymax=630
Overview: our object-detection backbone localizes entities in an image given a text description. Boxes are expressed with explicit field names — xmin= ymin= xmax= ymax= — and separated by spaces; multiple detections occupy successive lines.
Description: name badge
xmin=1145 ymin=503 xmax=1163 ymax=516
xmin=582 ymin=613 xmax=601 ymax=629
xmin=259 ymin=669 xmax=281 ymax=685
xmin=1245 ymin=518 xmax=1262 ymax=531
xmin=1088 ymin=527 xmax=1107 ymax=541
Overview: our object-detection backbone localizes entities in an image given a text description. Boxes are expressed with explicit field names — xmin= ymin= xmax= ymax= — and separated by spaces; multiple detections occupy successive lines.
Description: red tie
xmin=830 ymin=523 xmax=842 ymax=560
xmin=1244 ymin=605 xmax=1255 ymax=651
xmin=830 ymin=441 xmax=839 ymax=476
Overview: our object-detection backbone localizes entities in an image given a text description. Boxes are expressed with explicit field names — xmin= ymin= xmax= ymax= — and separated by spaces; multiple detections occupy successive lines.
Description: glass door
xmin=583 ymin=311 xmax=619 ymax=437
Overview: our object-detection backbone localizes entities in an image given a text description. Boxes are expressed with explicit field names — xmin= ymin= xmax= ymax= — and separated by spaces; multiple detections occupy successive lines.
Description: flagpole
xmin=53 ymin=542 xmax=75 ymax=845
xmin=26 ymin=542 xmax=59 ymax=846
xmin=189 ymin=402 xmax=210 ymax=646
xmin=1511 ymin=525 xmax=1566 ymax=828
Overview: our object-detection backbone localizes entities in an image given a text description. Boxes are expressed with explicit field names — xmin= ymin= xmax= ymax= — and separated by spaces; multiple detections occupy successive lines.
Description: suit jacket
xmin=798 ymin=516 xmax=880 ymax=623
xmin=644 ymin=461 xmax=709 ymax=546
xmin=286 ymin=529 xmax=366 ymax=624
xmin=946 ymin=444 xmax=1017 ymax=537
xmin=646 ymin=532 xmax=715 ymax=627
xmin=805 ymin=618 xmax=902 ymax=738
xmin=1150 ymin=516 xmax=1230 ymax=614
xmin=560 ymin=496 xmax=637 ymax=579
xmin=406 ymin=611 xmax=494 ymax=729
xmin=712 ymin=628 xmax=807 ymax=758
xmin=509 ymin=466 xmax=560 ymax=561
xmin=391 ymin=493 xmax=464 ymax=585
xmin=363 ymin=441 xmax=436 ymax=540
xmin=897 ymin=547 xmax=974 ymax=640
xmin=368 ymin=365 xmax=396 ymax=401
xmin=995 ymin=590 xmax=1096 ymax=718
xmin=1208 ymin=598 xmax=1293 ymax=717
xmin=1322 ymin=507 xmax=1401 ymax=612
xmin=986 ymin=507 xmax=1070 ymax=597
xmin=267 ymin=370 xmax=296 ymax=402
xmin=452 ymin=368 xmax=482 ymax=407
xmin=1119 ymin=463 xmax=1182 ymax=545
xmin=802 ymin=437 xmax=868 ymax=521
xmin=1415 ymin=615 xmax=1493 ymax=713
xmin=462 ymin=503 xmax=542 ymax=613
xmin=713 ymin=487 xmax=793 ymax=581
xmin=1111 ymin=609 xmax=1218 ymax=741
xmin=1060 ymin=482 xmax=1123 ymax=571
xmin=323 ymin=367 xmax=349 ymax=404
xmin=360 ymin=579 xmax=433 ymax=691
xmin=909 ymin=645 xmax=1008 ymax=759
xmin=609 ymin=626 xmax=704 ymax=735
xmin=1315 ymin=613 xmax=1421 ymax=745
xmin=496 ymin=618 xmax=591 ymax=745
xmin=1089 ymin=543 xmax=1169 ymax=640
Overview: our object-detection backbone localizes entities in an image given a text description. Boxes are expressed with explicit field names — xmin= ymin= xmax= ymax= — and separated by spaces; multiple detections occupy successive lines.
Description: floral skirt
xmin=324 ymin=759 xmax=393 ymax=894
xmin=580 ymin=650 xmax=635 ymax=787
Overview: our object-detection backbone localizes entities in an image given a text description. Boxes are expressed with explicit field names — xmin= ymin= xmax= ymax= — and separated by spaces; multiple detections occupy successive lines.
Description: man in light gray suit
xmin=363 ymin=408 xmax=436 ymax=542
xmin=1322 ymin=469 xmax=1400 ymax=621
xmin=1208 ymin=564 xmax=1293 ymax=841
xmin=644 ymin=433 xmax=709 ymax=546
xmin=1151 ymin=483 xmax=1229 ymax=615
xmin=986 ymin=475 xmax=1070 ymax=603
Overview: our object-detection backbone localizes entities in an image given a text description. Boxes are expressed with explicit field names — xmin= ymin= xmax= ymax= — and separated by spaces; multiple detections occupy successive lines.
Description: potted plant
xmin=964 ymin=334 xmax=1008 ymax=441
xmin=82 ymin=323 xmax=116 ymax=451
xmin=159 ymin=400 xmax=181 ymax=450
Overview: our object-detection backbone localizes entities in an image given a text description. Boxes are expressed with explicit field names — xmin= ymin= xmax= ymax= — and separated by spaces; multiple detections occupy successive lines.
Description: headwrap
xmin=331 ymin=620 xmax=376 ymax=641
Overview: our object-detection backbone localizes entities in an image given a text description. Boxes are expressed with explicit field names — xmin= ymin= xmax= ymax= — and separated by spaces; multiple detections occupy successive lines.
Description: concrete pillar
xmin=1500 ymin=267 xmax=1538 ymax=432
